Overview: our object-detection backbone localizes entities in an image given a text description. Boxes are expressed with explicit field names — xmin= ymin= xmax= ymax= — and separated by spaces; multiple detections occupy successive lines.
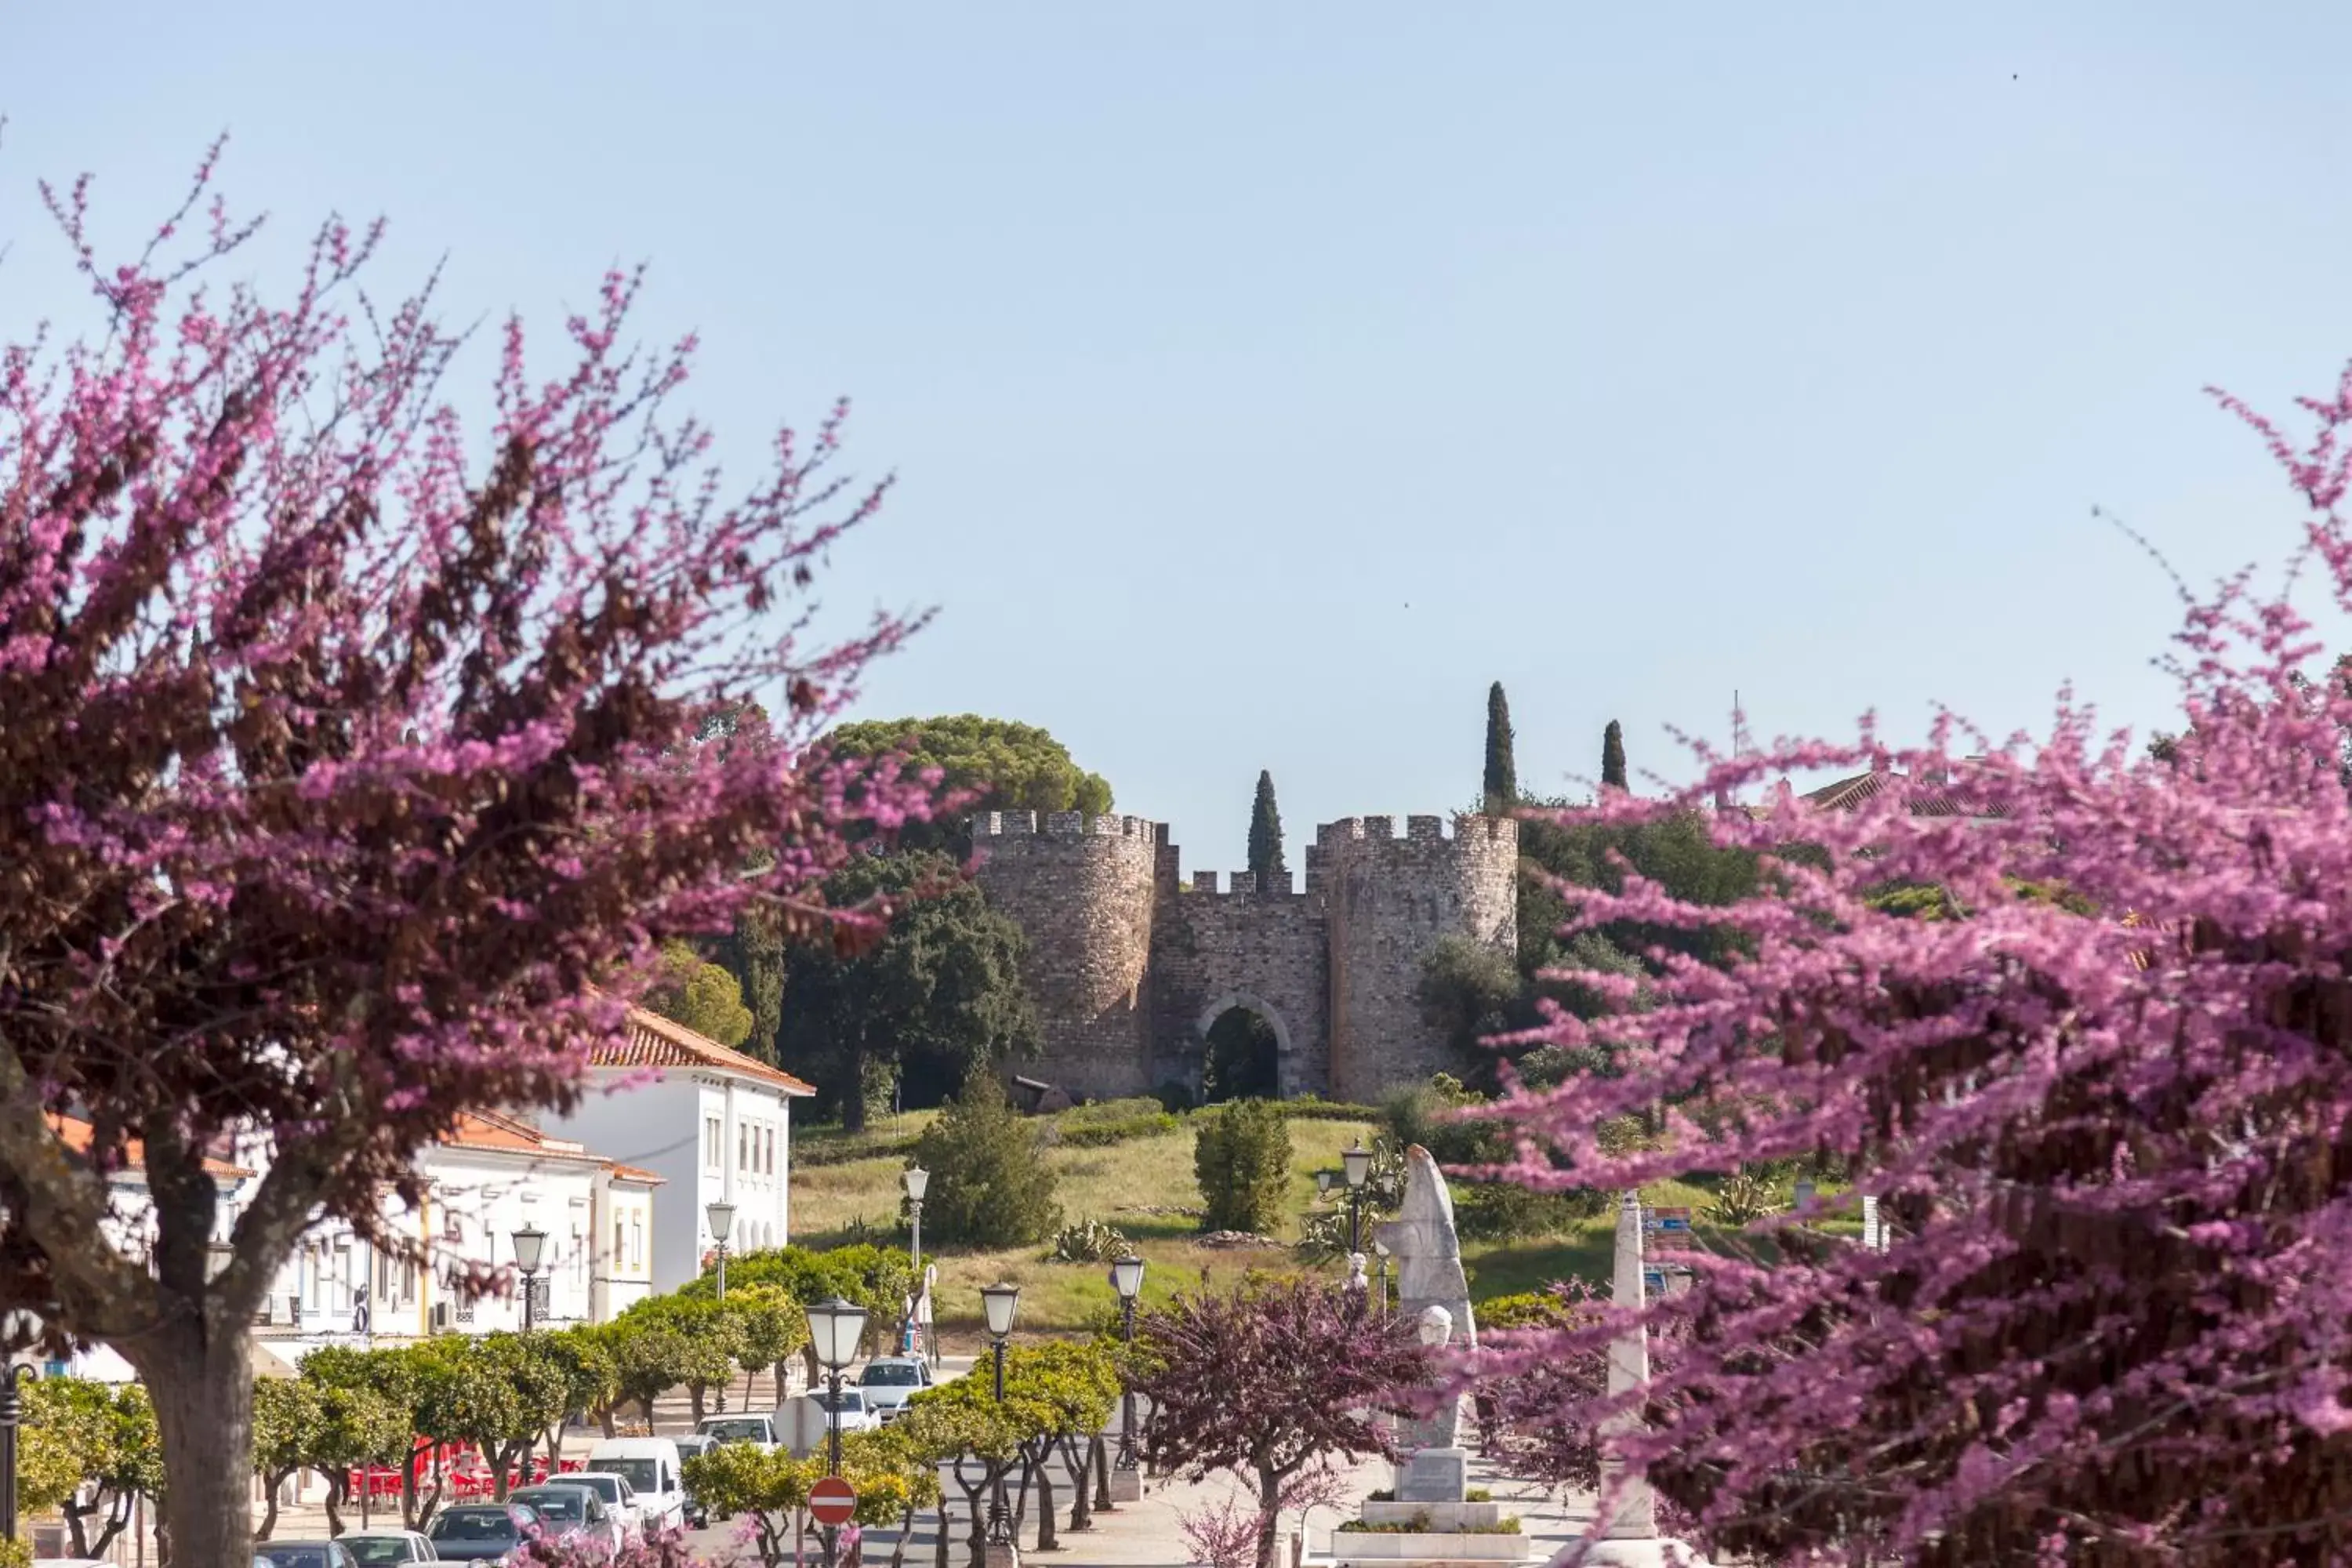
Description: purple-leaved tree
xmin=1134 ymin=1279 xmax=1428 ymax=1568
xmin=1483 ymin=361 xmax=2352 ymax=1565
xmin=0 ymin=144 xmax=931 ymax=1568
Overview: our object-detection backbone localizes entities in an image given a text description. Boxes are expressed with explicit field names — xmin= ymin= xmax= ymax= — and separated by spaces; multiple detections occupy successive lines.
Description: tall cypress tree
xmin=1483 ymin=682 xmax=1517 ymax=811
xmin=1602 ymin=719 xmax=1628 ymax=791
xmin=1247 ymin=770 xmax=1287 ymax=886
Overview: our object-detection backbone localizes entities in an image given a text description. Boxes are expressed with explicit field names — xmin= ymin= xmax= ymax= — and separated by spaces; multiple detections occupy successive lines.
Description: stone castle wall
xmin=967 ymin=811 xmax=1159 ymax=1102
xmin=969 ymin=805 xmax=1518 ymax=1102
xmin=1150 ymin=866 xmax=1330 ymax=1098
xmin=1312 ymin=814 xmax=1518 ymax=1102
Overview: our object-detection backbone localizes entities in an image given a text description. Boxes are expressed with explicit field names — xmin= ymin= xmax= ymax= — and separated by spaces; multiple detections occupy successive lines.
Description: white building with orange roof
xmin=538 ymin=1004 xmax=815 ymax=1293
xmin=241 ymin=1109 xmax=662 ymax=1354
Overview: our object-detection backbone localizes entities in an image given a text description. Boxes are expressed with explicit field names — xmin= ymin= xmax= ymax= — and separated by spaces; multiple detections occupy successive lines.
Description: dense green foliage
xmin=1247 ymin=769 xmax=1287 ymax=886
xmin=1193 ymin=1099 xmax=1294 ymax=1233
xmin=826 ymin=713 xmax=1115 ymax=854
xmin=1051 ymin=1096 xmax=1180 ymax=1145
xmin=913 ymin=1069 xmax=1063 ymax=1247
xmin=779 ymin=848 xmax=1040 ymax=1126
xmin=1600 ymin=719 xmax=1628 ymax=790
xmin=1483 ymin=682 xmax=1517 ymax=810
xmin=643 ymin=938 xmax=756 ymax=1047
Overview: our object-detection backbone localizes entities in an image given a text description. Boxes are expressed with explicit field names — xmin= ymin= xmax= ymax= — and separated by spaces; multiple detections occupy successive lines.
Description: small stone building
xmin=968 ymin=810 xmax=1518 ymax=1103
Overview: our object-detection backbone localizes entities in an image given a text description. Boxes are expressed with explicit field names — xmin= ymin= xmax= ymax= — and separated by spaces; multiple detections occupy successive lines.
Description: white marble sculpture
xmin=1374 ymin=1145 xmax=1477 ymax=1454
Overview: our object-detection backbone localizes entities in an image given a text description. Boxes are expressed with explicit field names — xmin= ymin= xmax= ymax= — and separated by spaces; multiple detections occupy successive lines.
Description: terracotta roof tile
xmin=606 ymin=1163 xmax=666 ymax=1185
xmin=48 ymin=1113 xmax=252 ymax=1180
xmin=593 ymin=1004 xmax=816 ymax=1096
xmin=1802 ymin=768 xmax=2002 ymax=819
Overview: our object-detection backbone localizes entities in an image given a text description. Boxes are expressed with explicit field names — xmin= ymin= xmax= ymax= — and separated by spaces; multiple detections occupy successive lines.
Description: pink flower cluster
xmin=1484 ymin=361 xmax=2352 ymax=1563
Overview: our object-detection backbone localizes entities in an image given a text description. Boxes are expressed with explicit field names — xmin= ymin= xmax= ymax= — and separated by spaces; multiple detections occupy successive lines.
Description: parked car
xmin=812 ymin=1386 xmax=883 ymax=1435
xmin=695 ymin=1412 xmax=781 ymax=1452
xmin=510 ymin=1484 xmax=625 ymax=1559
xmin=423 ymin=1503 xmax=542 ymax=1563
xmin=584 ymin=1436 xmax=687 ymax=1534
xmin=338 ymin=1534 xmax=437 ymax=1566
xmin=855 ymin=1356 xmax=935 ymax=1421
xmin=670 ymin=1434 xmax=718 ymax=1529
xmin=256 ymin=1541 xmax=359 ymax=1568
xmin=546 ymin=1471 xmax=642 ymax=1543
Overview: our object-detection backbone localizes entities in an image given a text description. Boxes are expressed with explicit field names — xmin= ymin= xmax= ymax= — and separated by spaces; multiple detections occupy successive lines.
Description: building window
xmin=705 ymin=1117 xmax=721 ymax=1171
xmin=739 ymin=1123 xmax=749 ymax=1172
xmin=765 ymin=1126 xmax=776 ymax=1175
xmin=630 ymin=1214 xmax=643 ymax=1269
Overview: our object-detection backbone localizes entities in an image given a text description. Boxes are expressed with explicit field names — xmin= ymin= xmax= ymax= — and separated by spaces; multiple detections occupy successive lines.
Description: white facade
xmin=239 ymin=1112 xmax=661 ymax=1351
xmin=539 ymin=1005 xmax=813 ymax=1294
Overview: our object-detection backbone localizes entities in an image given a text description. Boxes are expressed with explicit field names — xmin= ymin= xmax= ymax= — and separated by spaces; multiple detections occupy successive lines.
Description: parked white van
xmin=584 ymin=1437 xmax=688 ymax=1534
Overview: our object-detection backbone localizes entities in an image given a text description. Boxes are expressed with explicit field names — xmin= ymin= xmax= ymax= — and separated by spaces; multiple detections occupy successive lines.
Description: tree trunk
xmin=257 ymin=1472 xmax=287 ymax=1542
xmin=935 ymin=1495 xmax=952 ymax=1568
xmin=142 ymin=1326 xmax=260 ymax=1568
xmin=1091 ymin=1435 xmax=1112 ymax=1512
xmin=1027 ymin=1448 xmax=1057 ymax=1552
xmin=890 ymin=1501 xmax=914 ymax=1568
xmin=1058 ymin=1436 xmax=1091 ymax=1530
xmin=598 ymin=1403 xmax=619 ymax=1439
xmin=322 ymin=1472 xmax=348 ymax=1537
xmin=1254 ymin=1465 xmax=1283 ymax=1568
xmin=689 ymin=1381 xmax=710 ymax=1423
xmin=844 ymin=1035 xmax=869 ymax=1133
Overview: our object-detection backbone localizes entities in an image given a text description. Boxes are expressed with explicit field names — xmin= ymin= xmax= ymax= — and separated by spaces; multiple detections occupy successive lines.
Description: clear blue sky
xmin=5 ymin=4 xmax=2348 ymax=873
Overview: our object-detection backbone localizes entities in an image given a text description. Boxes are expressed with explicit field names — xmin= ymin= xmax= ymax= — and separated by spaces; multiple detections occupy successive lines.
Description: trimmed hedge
xmin=1274 ymin=1095 xmax=1384 ymax=1123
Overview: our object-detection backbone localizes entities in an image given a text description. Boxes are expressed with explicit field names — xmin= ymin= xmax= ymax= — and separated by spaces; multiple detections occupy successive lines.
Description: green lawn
xmin=790 ymin=1116 xmax=1782 ymax=1334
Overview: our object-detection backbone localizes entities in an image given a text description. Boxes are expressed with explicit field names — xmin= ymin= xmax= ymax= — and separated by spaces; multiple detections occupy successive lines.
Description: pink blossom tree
xmin=1484 ymin=363 xmax=2352 ymax=1565
xmin=1134 ymin=1279 xmax=1430 ymax=1568
xmin=0 ymin=144 xmax=930 ymax=1568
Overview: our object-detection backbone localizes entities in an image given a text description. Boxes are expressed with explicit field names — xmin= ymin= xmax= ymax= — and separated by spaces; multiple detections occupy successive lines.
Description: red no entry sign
xmin=809 ymin=1475 xmax=857 ymax=1526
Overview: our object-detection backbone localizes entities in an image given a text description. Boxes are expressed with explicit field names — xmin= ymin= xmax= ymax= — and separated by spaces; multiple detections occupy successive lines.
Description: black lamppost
xmin=1374 ymin=1238 xmax=1392 ymax=1320
xmin=706 ymin=1200 xmax=736 ymax=1302
xmin=901 ymin=1165 xmax=928 ymax=1355
xmin=2 ymin=1363 xmax=35 ymax=1546
xmin=805 ymin=1295 xmax=868 ymax=1568
xmin=512 ymin=1225 xmax=547 ymax=1334
xmin=1341 ymin=1139 xmax=1373 ymax=1257
xmin=980 ymin=1281 xmax=1022 ymax=1545
xmin=1109 ymin=1254 xmax=1145 ymax=1472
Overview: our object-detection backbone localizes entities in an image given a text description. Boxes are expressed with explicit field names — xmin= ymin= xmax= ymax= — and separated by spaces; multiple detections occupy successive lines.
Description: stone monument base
xmin=982 ymin=1542 xmax=1022 ymax=1568
xmin=1395 ymin=1446 xmax=1470 ymax=1504
xmin=1542 ymin=1538 xmax=1712 ymax=1567
xmin=1104 ymin=1465 xmax=1144 ymax=1502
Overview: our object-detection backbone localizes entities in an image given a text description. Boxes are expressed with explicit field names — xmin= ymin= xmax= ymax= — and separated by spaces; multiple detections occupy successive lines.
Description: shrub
xmin=1381 ymin=1073 xmax=1506 ymax=1167
xmin=1053 ymin=1097 xmax=1180 ymax=1147
xmin=1153 ymin=1080 xmax=1197 ymax=1113
xmin=1702 ymin=1169 xmax=1784 ymax=1228
xmin=1048 ymin=1218 xmax=1131 ymax=1263
xmin=1192 ymin=1099 xmax=1293 ymax=1234
xmin=1273 ymin=1095 xmax=1383 ymax=1123
xmin=1453 ymin=1181 xmax=1608 ymax=1240
xmin=912 ymin=1069 xmax=1062 ymax=1247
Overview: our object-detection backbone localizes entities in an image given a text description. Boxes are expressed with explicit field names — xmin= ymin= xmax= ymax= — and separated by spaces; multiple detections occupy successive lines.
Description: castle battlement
xmin=1182 ymin=870 xmax=1308 ymax=898
xmin=968 ymin=800 xmax=1516 ymax=1105
xmin=970 ymin=811 xmax=1162 ymax=841
xmin=1308 ymin=811 xmax=1519 ymax=854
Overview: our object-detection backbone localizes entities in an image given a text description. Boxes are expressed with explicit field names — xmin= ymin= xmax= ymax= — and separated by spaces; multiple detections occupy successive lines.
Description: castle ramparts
xmin=970 ymin=808 xmax=1517 ymax=1102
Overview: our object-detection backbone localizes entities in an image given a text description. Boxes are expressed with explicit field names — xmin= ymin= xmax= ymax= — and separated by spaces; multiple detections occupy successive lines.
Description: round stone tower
xmin=967 ymin=811 xmax=1160 ymax=1101
xmin=1309 ymin=813 xmax=1519 ymax=1103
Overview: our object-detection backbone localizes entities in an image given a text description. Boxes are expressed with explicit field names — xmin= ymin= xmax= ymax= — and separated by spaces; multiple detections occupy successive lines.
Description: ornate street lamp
xmin=706 ymin=1200 xmax=736 ymax=1302
xmin=511 ymin=1225 xmax=547 ymax=1334
xmin=1109 ymin=1254 xmax=1145 ymax=1473
xmin=902 ymin=1165 xmax=928 ymax=1355
xmin=1341 ymin=1139 xmax=1373 ymax=1256
xmin=980 ymin=1281 xmax=1022 ymax=1544
xmin=805 ymin=1295 xmax=868 ymax=1568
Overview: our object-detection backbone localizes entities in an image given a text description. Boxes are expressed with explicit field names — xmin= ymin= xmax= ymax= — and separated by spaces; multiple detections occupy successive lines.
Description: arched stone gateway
xmin=1195 ymin=993 xmax=1290 ymax=1102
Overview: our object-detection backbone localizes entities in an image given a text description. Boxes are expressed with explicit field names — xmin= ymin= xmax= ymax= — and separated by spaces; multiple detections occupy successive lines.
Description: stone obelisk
xmin=1550 ymin=1192 xmax=1713 ymax=1568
